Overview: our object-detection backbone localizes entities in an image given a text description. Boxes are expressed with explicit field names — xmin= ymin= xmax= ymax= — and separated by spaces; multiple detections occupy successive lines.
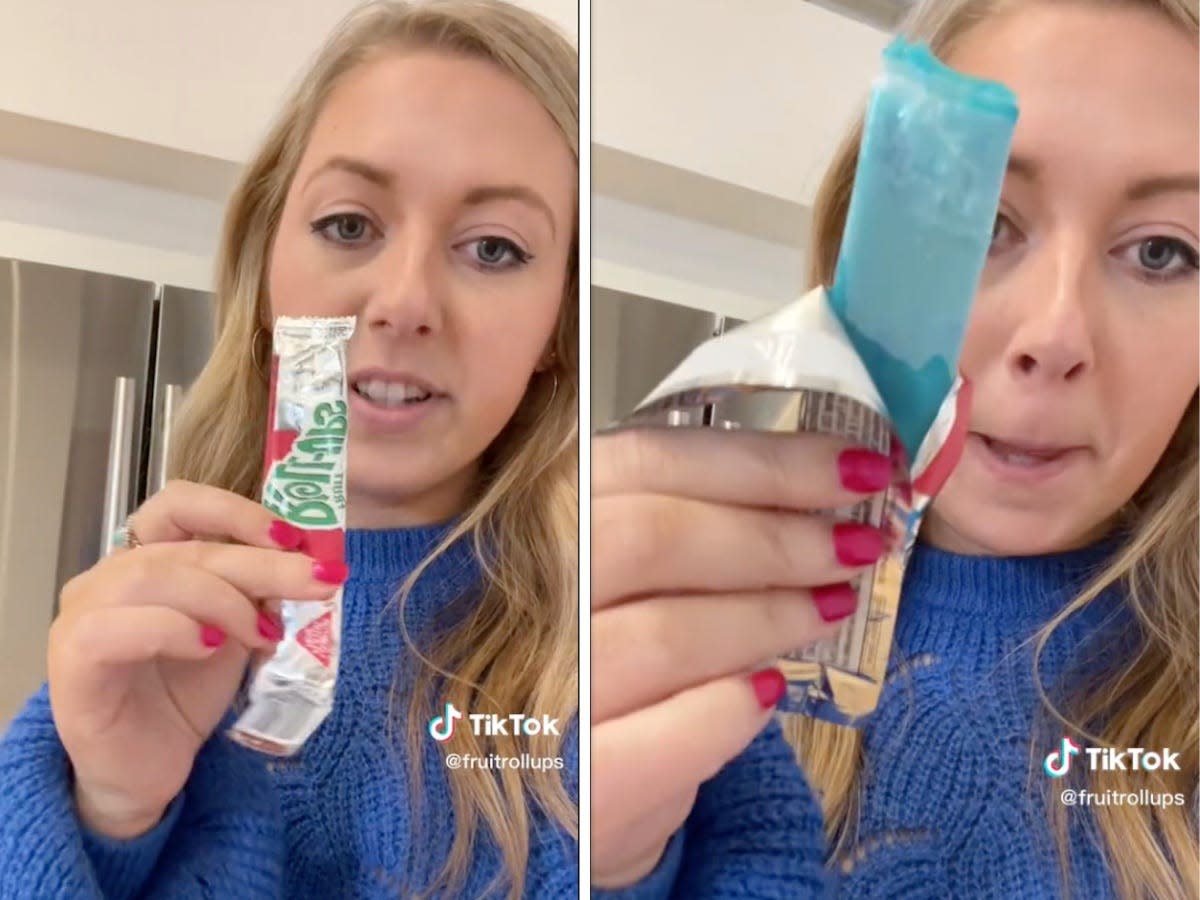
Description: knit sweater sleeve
xmin=0 ymin=685 xmax=286 ymax=899
xmin=594 ymin=717 xmax=830 ymax=899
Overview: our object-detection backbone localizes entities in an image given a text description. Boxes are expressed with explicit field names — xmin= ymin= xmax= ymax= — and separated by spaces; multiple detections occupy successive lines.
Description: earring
xmin=252 ymin=327 xmax=270 ymax=377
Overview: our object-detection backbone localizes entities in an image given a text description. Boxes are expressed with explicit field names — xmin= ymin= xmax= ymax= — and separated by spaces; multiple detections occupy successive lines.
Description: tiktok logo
xmin=1044 ymin=736 xmax=1082 ymax=778
xmin=428 ymin=702 xmax=463 ymax=742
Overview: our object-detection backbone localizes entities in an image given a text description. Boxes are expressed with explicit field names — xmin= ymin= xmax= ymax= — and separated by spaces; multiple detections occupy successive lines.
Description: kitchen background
xmin=591 ymin=0 xmax=901 ymax=425
xmin=0 ymin=0 xmax=576 ymax=727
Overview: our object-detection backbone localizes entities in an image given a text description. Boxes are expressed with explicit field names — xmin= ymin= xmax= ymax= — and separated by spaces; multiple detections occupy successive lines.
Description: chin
xmin=344 ymin=456 xmax=477 ymax=526
xmin=923 ymin=493 xmax=1114 ymax=558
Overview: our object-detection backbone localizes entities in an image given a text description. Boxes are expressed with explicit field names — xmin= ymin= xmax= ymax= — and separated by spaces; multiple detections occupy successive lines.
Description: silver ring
xmin=112 ymin=516 xmax=143 ymax=551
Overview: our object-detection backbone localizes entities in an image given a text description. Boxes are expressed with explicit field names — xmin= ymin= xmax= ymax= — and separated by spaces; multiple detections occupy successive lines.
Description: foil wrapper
xmin=616 ymin=287 xmax=968 ymax=725
xmin=230 ymin=315 xmax=355 ymax=756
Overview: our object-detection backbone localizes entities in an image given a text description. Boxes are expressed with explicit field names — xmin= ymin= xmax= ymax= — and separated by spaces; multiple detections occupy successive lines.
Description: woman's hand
xmin=591 ymin=428 xmax=892 ymax=888
xmin=47 ymin=481 xmax=347 ymax=840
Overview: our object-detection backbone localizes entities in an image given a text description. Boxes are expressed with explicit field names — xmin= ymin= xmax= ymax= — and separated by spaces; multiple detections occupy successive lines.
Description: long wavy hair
xmin=782 ymin=1 xmax=1199 ymax=898
xmin=167 ymin=2 xmax=578 ymax=897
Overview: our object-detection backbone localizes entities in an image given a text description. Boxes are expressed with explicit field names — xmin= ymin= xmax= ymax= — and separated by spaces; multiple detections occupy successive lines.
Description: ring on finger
xmin=111 ymin=515 xmax=143 ymax=552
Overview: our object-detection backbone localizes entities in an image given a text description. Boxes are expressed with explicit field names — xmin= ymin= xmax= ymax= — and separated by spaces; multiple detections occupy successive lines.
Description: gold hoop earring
xmin=252 ymin=327 xmax=270 ymax=377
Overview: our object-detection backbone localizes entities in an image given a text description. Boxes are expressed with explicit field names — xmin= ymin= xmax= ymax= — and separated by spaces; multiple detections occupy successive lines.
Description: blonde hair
xmin=168 ymin=2 xmax=578 ymax=897
xmin=783 ymin=1 xmax=1199 ymax=898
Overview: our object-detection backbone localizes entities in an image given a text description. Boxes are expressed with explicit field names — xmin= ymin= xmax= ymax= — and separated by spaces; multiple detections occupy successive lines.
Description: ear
xmin=535 ymin=347 xmax=558 ymax=373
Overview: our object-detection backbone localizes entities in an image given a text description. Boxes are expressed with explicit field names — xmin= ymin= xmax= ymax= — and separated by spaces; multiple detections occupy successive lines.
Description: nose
xmin=360 ymin=227 xmax=445 ymax=337
xmin=1004 ymin=234 xmax=1097 ymax=385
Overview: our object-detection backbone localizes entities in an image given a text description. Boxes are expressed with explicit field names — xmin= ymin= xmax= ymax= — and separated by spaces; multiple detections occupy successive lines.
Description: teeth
xmin=986 ymin=438 xmax=1058 ymax=467
xmin=356 ymin=379 xmax=433 ymax=407
xmin=998 ymin=450 xmax=1041 ymax=467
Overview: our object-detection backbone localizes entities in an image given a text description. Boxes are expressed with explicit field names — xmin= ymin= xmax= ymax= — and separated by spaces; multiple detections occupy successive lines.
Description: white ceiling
xmin=593 ymin=0 xmax=889 ymax=210
xmin=0 ymin=0 xmax=576 ymax=166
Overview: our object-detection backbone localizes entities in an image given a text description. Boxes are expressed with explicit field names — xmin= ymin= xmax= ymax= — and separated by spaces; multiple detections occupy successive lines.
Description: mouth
xmin=980 ymin=435 xmax=1071 ymax=465
xmin=349 ymin=371 xmax=444 ymax=410
xmin=970 ymin=432 xmax=1087 ymax=479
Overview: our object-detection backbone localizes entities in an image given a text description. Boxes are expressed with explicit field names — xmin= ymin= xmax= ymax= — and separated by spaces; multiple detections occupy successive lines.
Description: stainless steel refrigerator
xmin=0 ymin=257 xmax=215 ymax=726
xmin=592 ymin=286 xmax=744 ymax=429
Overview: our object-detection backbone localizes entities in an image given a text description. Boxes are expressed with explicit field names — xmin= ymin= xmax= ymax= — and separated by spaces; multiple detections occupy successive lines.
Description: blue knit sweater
xmin=0 ymin=525 xmax=579 ymax=898
xmin=602 ymin=538 xmax=1136 ymax=899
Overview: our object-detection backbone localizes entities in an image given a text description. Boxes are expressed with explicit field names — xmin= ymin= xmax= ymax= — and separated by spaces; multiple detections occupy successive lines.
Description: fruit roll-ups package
xmin=608 ymin=39 xmax=1016 ymax=725
xmin=230 ymin=315 xmax=356 ymax=756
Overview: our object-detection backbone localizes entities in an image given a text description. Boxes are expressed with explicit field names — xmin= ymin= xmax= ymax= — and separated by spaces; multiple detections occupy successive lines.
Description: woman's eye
xmin=310 ymin=213 xmax=376 ymax=247
xmin=466 ymin=236 xmax=533 ymax=270
xmin=1118 ymin=236 xmax=1199 ymax=284
xmin=987 ymin=213 xmax=1022 ymax=254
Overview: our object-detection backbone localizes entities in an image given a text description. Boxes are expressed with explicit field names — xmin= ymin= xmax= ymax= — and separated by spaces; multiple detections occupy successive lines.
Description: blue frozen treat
xmin=828 ymin=37 xmax=1017 ymax=460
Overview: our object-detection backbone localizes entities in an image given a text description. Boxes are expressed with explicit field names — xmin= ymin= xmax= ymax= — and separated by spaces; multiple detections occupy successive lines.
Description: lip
xmin=968 ymin=431 xmax=1088 ymax=484
xmin=349 ymin=367 xmax=445 ymax=396
xmin=347 ymin=368 xmax=448 ymax=434
xmin=978 ymin=433 xmax=1081 ymax=455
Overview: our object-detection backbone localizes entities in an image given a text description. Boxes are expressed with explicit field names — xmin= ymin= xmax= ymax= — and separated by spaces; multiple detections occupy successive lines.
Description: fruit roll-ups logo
xmin=262 ymin=400 xmax=348 ymax=528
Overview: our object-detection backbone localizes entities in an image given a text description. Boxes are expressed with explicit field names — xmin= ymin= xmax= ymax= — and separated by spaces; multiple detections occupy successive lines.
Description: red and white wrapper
xmin=613 ymin=286 xmax=970 ymax=724
xmin=229 ymin=315 xmax=355 ymax=756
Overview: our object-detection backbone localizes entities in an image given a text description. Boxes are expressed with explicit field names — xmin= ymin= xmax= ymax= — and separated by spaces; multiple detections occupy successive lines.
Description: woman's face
xmin=268 ymin=50 xmax=575 ymax=528
xmin=924 ymin=3 xmax=1198 ymax=556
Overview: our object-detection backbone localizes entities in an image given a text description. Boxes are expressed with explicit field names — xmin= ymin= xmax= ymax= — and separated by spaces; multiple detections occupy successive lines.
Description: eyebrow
xmin=1005 ymin=153 xmax=1199 ymax=204
xmin=1006 ymin=154 xmax=1040 ymax=182
xmin=1125 ymin=173 xmax=1199 ymax=203
xmin=463 ymin=184 xmax=558 ymax=238
xmin=304 ymin=156 xmax=392 ymax=190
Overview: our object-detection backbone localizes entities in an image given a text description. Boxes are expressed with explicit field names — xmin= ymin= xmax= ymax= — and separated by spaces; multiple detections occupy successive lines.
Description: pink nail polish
xmin=200 ymin=625 xmax=226 ymax=649
xmin=313 ymin=560 xmax=349 ymax=585
xmin=833 ymin=522 xmax=885 ymax=567
xmin=750 ymin=668 xmax=787 ymax=709
xmin=269 ymin=520 xmax=304 ymax=550
xmin=812 ymin=583 xmax=857 ymax=622
xmin=257 ymin=612 xmax=284 ymax=642
xmin=838 ymin=448 xmax=892 ymax=493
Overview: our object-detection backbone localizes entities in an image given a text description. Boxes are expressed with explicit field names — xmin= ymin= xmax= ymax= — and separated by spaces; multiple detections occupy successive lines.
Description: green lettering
xmin=287 ymin=498 xmax=336 ymax=527
xmin=313 ymin=401 xmax=348 ymax=433
xmin=275 ymin=462 xmax=332 ymax=483
xmin=295 ymin=435 xmax=343 ymax=455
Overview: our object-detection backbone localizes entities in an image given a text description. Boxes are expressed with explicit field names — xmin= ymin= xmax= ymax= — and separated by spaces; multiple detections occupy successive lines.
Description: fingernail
xmin=313 ymin=560 xmax=349 ymax=584
xmin=833 ymin=522 xmax=885 ymax=567
xmin=750 ymin=668 xmax=787 ymax=709
xmin=269 ymin=520 xmax=304 ymax=549
xmin=812 ymin=583 xmax=858 ymax=622
xmin=257 ymin=612 xmax=284 ymax=642
xmin=200 ymin=625 xmax=226 ymax=648
xmin=838 ymin=448 xmax=892 ymax=493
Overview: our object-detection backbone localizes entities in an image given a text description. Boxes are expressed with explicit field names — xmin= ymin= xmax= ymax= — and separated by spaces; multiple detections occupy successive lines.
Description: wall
xmin=0 ymin=0 xmax=576 ymax=166
xmin=592 ymin=1 xmax=887 ymax=319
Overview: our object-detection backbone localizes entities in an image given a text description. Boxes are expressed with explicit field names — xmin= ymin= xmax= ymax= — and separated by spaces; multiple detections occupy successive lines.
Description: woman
xmin=0 ymin=2 xmax=578 ymax=898
xmin=592 ymin=0 xmax=1197 ymax=897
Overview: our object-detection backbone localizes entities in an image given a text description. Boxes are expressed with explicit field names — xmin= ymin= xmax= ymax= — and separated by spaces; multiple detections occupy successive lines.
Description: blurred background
xmin=0 ymin=0 xmax=575 ymax=727
xmin=592 ymin=0 xmax=902 ymax=426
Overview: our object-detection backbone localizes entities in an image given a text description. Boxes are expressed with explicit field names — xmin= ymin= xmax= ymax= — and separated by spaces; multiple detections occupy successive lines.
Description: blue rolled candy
xmin=828 ymin=37 xmax=1018 ymax=461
